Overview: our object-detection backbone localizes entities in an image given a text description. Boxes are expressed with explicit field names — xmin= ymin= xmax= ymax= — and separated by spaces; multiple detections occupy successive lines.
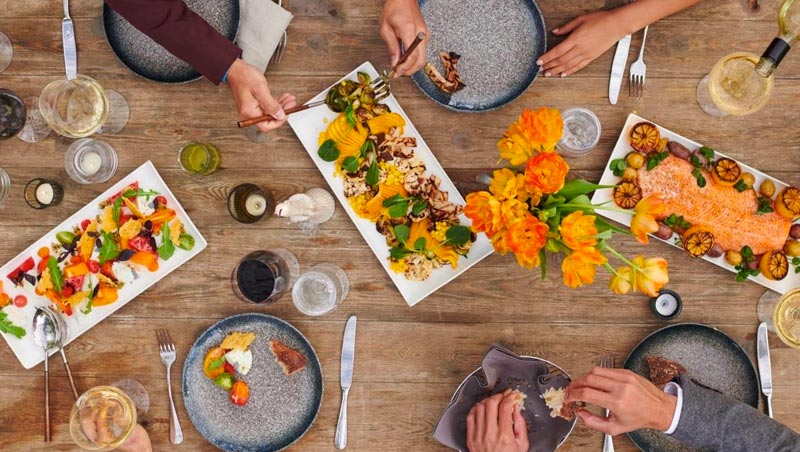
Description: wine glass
xmin=696 ymin=52 xmax=774 ymax=117
xmin=39 ymin=75 xmax=108 ymax=138
xmin=97 ymin=89 xmax=130 ymax=135
xmin=231 ymin=249 xmax=299 ymax=304
xmin=17 ymin=96 xmax=52 ymax=143
xmin=0 ymin=31 xmax=12 ymax=74
xmin=69 ymin=385 xmax=152 ymax=451
xmin=758 ymin=288 xmax=800 ymax=349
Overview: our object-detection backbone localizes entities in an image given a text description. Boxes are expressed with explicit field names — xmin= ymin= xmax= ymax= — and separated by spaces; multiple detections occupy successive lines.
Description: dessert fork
xmin=157 ymin=329 xmax=183 ymax=445
xmin=601 ymin=352 xmax=616 ymax=452
xmin=628 ymin=25 xmax=648 ymax=99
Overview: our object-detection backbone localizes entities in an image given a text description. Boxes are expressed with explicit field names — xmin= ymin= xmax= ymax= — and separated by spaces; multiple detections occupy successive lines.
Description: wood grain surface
xmin=1 ymin=0 xmax=799 ymax=451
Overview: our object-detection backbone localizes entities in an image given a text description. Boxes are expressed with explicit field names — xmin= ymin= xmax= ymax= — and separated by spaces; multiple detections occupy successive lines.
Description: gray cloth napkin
xmin=236 ymin=0 xmax=293 ymax=73
xmin=432 ymin=344 xmax=575 ymax=452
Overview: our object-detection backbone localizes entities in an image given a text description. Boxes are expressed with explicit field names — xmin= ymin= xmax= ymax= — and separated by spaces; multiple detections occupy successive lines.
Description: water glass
xmin=65 ymin=138 xmax=118 ymax=184
xmin=292 ymin=263 xmax=349 ymax=316
xmin=96 ymin=89 xmax=130 ymax=135
xmin=24 ymin=178 xmax=64 ymax=209
xmin=228 ymin=183 xmax=274 ymax=223
xmin=0 ymin=31 xmax=11 ymax=74
xmin=178 ymin=142 xmax=221 ymax=175
xmin=0 ymin=167 xmax=10 ymax=204
xmin=39 ymin=75 xmax=108 ymax=138
xmin=0 ymin=88 xmax=26 ymax=139
xmin=231 ymin=249 xmax=299 ymax=304
xmin=17 ymin=96 xmax=51 ymax=143
xmin=556 ymin=107 xmax=601 ymax=157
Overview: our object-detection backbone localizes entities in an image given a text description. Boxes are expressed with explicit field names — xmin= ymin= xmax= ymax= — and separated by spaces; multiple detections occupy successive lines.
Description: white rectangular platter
xmin=592 ymin=113 xmax=799 ymax=294
xmin=289 ymin=62 xmax=494 ymax=306
xmin=0 ymin=161 xmax=207 ymax=369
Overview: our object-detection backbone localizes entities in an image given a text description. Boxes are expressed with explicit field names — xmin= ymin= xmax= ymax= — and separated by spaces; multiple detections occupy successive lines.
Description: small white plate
xmin=591 ymin=113 xmax=798 ymax=294
xmin=288 ymin=62 xmax=494 ymax=306
xmin=0 ymin=161 xmax=207 ymax=369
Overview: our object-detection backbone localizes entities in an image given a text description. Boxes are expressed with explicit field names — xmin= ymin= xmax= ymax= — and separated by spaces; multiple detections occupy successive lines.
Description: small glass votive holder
xmin=178 ymin=142 xmax=221 ymax=175
xmin=0 ymin=167 xmax=10 ymax=204
xmin=24 ymin=178 xmax=64 ymax=209
xmin=292 ymin=263 xmax=350 ymax=316
xmin=227 ymin=183 xmax=274 ymax=224
xmin=65 ymin=138 xmax=118 ymax=184
xmin=556 ymin=107 xmax=601 ymax=158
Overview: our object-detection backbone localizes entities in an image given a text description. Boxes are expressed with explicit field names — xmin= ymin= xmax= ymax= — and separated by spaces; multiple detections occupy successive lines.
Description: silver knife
xmin=757 ymin=322 xmax=773 ymax=418
xmin=609 ymin=34 xmax=631 ymax=105
xmin=335 ymin=315 xmax=357 ymax=449
xmin=62 ymin=0 xmax=77 ymax=80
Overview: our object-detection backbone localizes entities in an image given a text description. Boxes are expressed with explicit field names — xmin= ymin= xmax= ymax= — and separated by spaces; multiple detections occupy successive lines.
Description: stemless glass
xmin=39 ymin=75 xmax=108 ymax=138
xmin=758 ymin=288 xmax=800 ymax=349
xmin=69 ymin=386 xmax=138 ymax=451
xmin=228 ymin=183 xmax=274 ymax=223
xmin=0 ymin=31 xmax=12 ymax=74
xmin=231 ymin=249 xmax=299 ymax=304
xmin=178 ymin=142 xmax=221 ymax=175
xmin=0 ymin=167 xmax=10 ymax=204
xmin=24 ymin=178 xmax=64 ymax=209
xmin=17 ymin=96 xmax=51 ymax=143
xmin=0 ymin=88 xmax=26 ymax=139
xmin=65 ymin=138 xmax=118 ymax=184
xmin=292 ymin=263 xmax=350 ymax=316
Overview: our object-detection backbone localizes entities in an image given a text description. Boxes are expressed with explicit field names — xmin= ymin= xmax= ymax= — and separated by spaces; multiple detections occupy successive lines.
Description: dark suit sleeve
xmin=104 ymin=0 xmax=241 ymax=84
xmin=670 ymin=375 xmax=800 ymax=452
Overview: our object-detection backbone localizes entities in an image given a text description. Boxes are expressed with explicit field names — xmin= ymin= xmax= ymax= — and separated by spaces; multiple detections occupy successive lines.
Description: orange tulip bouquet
xmin=464 ymin=107 xmax=670 ymax=296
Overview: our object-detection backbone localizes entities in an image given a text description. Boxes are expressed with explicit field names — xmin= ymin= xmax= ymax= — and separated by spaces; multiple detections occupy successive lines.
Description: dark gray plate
xmin=103 ymin=0 xmax=239 ymax=83
xmin=411 ymin=0 xmax=546 ymax=112
xmin=182 ymin=314 xmax=323 ymax=452
xmin=623 ymin=323 xmax=759 ymax=452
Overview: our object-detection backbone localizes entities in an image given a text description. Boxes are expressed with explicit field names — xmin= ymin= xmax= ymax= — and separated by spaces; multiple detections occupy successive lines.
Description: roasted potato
xmin=791 ymin=224 xmax=800 ymax=239
xmin=625 ymin=152 xmax=645 ymax=170
xmin=655 ymin=222 xmax=673 ymax=240
xmin=784 ymin=239 xmax=800 ymax=257
xmin=622 ymin=167 xmax=639 ymax=181
xmin=740 ymin=173 xmax=756 ymax=189
xmin=725 ymin=250 xmax=743 ymax=266
xmin=760 ymin=180 xmax=776 ymax=198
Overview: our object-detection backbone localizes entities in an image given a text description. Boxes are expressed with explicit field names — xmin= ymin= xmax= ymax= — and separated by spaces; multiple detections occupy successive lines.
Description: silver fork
xmin=157 ymin=329 xmax=183 ymax=445
xmin=628 ymin=25 xmax=648 ymax=99
xmin=601 ymin=352 xmax=616 ymax=452
xmin=269 ymin=0 xmax=287 ymax=65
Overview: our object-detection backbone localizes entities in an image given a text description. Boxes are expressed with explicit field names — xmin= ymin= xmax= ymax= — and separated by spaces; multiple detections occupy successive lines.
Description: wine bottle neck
xmin=757 ymin=37 xmax=791 ymax=77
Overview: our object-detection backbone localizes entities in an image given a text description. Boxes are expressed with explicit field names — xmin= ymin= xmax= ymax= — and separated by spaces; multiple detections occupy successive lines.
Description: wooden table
xmin=2 ymin=0 xmax=799 ymax=450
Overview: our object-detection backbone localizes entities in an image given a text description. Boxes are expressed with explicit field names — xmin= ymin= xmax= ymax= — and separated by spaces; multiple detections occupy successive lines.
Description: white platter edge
xmin=590 ymin=113 xmax=798 ymax=295
xmin=288 ymin=61 xmax=494 ymax=306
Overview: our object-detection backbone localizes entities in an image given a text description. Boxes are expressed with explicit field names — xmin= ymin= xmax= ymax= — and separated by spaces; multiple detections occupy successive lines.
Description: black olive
xmin=24 ymin=273 xmax=37 ymax=286
xmin=118 ymin=249 xmax=135 ymax=261
xmin=149 ymin=237 xmax=158 ymax=251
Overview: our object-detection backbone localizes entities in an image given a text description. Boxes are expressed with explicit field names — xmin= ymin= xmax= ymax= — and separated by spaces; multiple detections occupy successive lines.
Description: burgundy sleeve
xmin=104 ymin=0 xmax=241 ymax=84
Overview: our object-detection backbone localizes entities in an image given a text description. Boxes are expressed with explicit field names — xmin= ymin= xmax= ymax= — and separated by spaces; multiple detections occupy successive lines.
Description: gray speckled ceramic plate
xmin=182 ymin=314 xmax=323 ymax=452
xmin=411 ymin=0 xmax=546 ymax=112
xmin=103 ymin=0 xmax=239 ymax=83
xmin=623 ymin=323 xmax=759 ymax=452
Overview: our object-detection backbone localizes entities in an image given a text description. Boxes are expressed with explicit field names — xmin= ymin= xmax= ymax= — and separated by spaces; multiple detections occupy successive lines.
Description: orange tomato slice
xmin=203 ymin=347 xmax=226 ymax=380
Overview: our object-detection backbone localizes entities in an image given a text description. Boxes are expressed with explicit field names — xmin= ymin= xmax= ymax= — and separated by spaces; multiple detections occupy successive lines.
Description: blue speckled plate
xmin=182 ymin=314 xmax=323 ymax=452
xmin=103 ymin=0 xmax=239 ymax=83
xmin=411 ymin=0 xmax=546 ymax=112
xmin=624 ymin=323 xmax=759 ymax=452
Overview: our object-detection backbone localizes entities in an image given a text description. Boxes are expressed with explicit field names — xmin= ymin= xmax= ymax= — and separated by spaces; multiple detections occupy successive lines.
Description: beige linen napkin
xmin=236 ymin=0 xmax=293 ymax=73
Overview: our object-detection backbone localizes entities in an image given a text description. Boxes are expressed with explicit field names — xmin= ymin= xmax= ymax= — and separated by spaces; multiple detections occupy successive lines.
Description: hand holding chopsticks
xmin=236 ymin=32 xmax=426 ymax=129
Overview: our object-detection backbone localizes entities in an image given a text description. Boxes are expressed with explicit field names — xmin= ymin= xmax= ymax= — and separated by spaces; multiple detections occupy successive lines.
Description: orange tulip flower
xmin=560 ymin=211 xmax=599 ymax=250
xmin=561 ymin=248 xmax=607 ymax=288
xmin=630 ymin=194 xmax=667 ymax=244
xmin=524 ymin=152 xmax=569 ymax=195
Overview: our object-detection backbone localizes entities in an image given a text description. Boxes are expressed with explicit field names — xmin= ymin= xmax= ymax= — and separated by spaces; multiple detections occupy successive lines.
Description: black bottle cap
xmin=761 ymin=38 xmax=791 ymax=67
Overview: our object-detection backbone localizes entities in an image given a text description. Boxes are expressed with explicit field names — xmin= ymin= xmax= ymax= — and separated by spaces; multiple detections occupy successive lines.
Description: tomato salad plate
xmin=592 ymin=113 xmax=800 ymax=294
xmin=0 ymin=161 xmax=207 ymax=369
xmin=288 ymin=61 xmax=494 ymax=306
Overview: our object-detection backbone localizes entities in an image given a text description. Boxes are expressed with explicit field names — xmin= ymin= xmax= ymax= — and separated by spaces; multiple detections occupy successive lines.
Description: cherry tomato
xmin=70 ymin=255 xmax=83 ymax=265
xmin=87 ymin=260 xmax=100 ymax=274
xmin=37 ymin=247 xmax=50 ymax=258
xmin=37 ymin=258 xmax=48 ymax=274
xmin=65 ymin=275 xmax=85 ymax=291
xmin=118 ymin=214 xmax=132 ymax=227
xmin=229 ymin=381 xmax=250 ymax=406
xmin=203 ymin=347 xmax=226 ymax=380
xmin=155 ymin=196 xmax=168 ymax=208
xmin=81 ymin=219 xmax=92 ymax=231
xmin=61 ymin=285 xmax=75 ymax=298
xmin=13 ymin=295 xmax=27 ymax=308
xmin=128 ymin=236 xmax=154 ymax=252
xmin=19 ymin=257 xmax=35 ymax=273
xmin=223 ymin=362 xmax=235 ymax=375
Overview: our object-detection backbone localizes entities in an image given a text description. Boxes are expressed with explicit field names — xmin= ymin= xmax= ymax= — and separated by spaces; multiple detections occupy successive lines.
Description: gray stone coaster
xmin=182 ymin=313 xmax=323 ymax=452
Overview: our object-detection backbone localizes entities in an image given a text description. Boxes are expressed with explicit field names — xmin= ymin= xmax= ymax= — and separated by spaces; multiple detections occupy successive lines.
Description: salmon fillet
xmin=637 ymin=155 xmax=791 ymax=255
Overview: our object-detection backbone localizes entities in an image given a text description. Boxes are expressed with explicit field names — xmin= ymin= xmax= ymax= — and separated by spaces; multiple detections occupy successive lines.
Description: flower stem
xmin=603 ymin=244 xmax=637 ymax=268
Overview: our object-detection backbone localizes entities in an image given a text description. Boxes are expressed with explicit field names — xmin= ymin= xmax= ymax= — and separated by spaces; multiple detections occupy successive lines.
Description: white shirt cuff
xmin=662 ymin=382 xmax=683 ymax=435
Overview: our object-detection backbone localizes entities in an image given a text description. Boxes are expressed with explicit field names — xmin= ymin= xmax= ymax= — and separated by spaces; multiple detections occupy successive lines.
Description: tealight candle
xmin=227 ymin=183 xmax=274 ymax=224
xmin=24 ymin=178 xmax=63 ymax=209
xmin=80 ymin=151 xmax=102 ymax=176
xmin=650 ymin=289 xmax=683 ymax=320
xmin=245 ymin=193 xmax=268 ymax=217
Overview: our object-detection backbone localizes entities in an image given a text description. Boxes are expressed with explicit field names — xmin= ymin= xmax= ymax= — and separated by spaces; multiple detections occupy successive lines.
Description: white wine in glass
xmin=69 ymin=386 xmax=137 ymax=451
xmin=774 ymin=288 xmax=800 ymax=349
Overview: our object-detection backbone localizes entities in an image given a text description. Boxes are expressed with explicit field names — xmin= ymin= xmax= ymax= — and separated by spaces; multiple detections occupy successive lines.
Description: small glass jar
xmin=65 ymin=138 xmax=118 ymax=184
xmin=227 ymin=183 xmax=274 ymax=223
xmin=556 ymin=107 xmax=601 ymax=158
xmin=178 ymin=142 xmax=221 ymax=175
xmin=24 ymin=178 xmax=64 ymax=209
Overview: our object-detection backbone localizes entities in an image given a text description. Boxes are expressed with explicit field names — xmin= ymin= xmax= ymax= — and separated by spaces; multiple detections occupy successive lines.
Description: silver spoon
xmin=33 ymin=308 xmax=58 ymax=442
xmin=45 ymin=306 xmax=79 ymax=400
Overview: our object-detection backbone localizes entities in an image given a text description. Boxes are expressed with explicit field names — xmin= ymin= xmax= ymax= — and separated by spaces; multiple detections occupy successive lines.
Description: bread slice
xmin=645 ymin=356 xmax=686 ymax=388
xmin=269 ymin=339 xmax=307 ymax=376
xmin=221 ymin=332 xmax=255 ymax=351
xmin=542 ymin=387 xmax=583 ymax=420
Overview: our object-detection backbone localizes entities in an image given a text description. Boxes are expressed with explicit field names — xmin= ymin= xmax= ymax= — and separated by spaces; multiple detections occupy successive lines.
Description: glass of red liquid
xmin=231 ymin=249 xmax=299 ymax=304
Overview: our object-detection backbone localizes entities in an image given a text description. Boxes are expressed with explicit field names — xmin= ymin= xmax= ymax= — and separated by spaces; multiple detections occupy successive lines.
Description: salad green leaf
xmin=443 ymin=225 xmax=471 ymax=246
xmin=99 ymin=233 xmax=120 ymax=264
xmin=158 ymin=223 xmax=176 ymax=260
xmin=48 ymin=257 xmax=63 ymax=293
xmin=365 ymin=160 xmax=379 ymax=187
xmin=0 ymin=312 xmax=25 ymax=338
xmin=342 ymin=156 xmax=360 ymax=173
xmin=318 ymin=139 xmax=339 ymax=162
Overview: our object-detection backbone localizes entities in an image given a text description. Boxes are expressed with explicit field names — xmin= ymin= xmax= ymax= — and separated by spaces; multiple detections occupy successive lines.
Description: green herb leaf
xmin=413 ymin=237 xmax=427 ymax=251
xmin=345 ymin=104 xmax=357 ymax=127
xmin=444 ymin=225 xmax=471 ymax=246
xmin=366 ymin=160 xmax=379 ymax=187
xmin=177 ymin=233 xmax=195 ymax=251
xmin=664 ymin=214 xmax=677 ymax=227
xmin=48 ymin=256 xmax=63 ymax=293
xmin=699 ymin=146 xmax=715 ymax=160
xmin=733 ymin=179 xmax=749 ymax=192
xmin=342 ymin=156 xmax=360 ymax=173
xmin=360 ymin=140 xmax=375 ymax=159
xmin=610 ymin=159 xmax=627 ymax=177
xmin=411 ymin=200 xmax=428 ymax=216
xmin=394 ymin=224 xmax=410 ymax=244
xmin=691 ymin=168 xmax=707 ymax=188
xmin=756 ymin=196 xmax=774 ymax=215
xmin=382 ymin=194 xmax=405 ymax=207
xmin=98 ymin=232 xmax=120 ymax=265
xmin=318 ymin=139 xmax=339 ymax=162
xmin=158 ymin=223 xmax=176 ymax=261
xmin=388 ymin=201 xmax=408 ymax=218
xmin=390 ymin=246 xmax=409 ymax=260
xmin=123 ymin=188 xmax=160 ymax=199
xmin=690 ymin=153 xmax=703 ymax=168
xmin=208 ymin=357 xmax=225 ymax=371
xmin=81 ymin=279 xmax=94 ymax=315
xmin=741 ymin=246 xmax=753 ymax=260
xmin=0 ymin=312 xmax=26 ymax=339
xmin=112 ymin=197 xmax=123 ymax=227
xmin=646 ymin=151 xmax=669 ymax=171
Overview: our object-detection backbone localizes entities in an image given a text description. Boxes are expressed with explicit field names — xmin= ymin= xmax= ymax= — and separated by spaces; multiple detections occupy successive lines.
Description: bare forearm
xmin=615 ymin=0 xmax=703 ymax=34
